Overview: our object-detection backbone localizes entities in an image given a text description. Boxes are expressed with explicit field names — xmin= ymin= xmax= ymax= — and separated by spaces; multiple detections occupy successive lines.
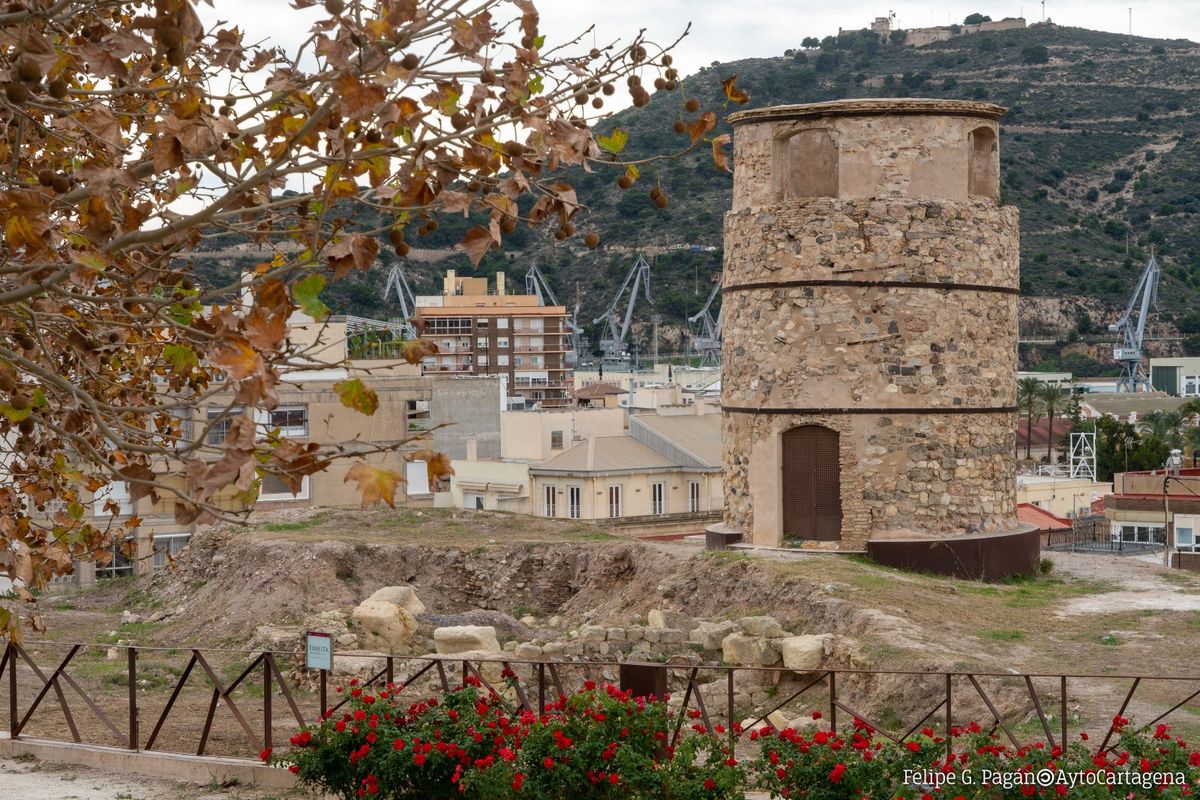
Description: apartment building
xmin=414 ymin=270 xmax=571 ymax=408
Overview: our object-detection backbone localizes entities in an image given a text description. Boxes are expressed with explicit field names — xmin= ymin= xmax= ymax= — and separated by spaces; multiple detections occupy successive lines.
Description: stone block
xmin=739 ymin=616 xmax=787 ymax=638
xmin=648 ymin=609 xmax=692 ymax=629
xmin=579 ymin=625 xmax=607 ymax=643
xmin=606 ymin=627 xmax=627 ymax=642
xmin=657 ymin=628 xmax=687 ymax=644
xmin=777 ymin=635 xmax=832 ymax=672
xmin=691 ymin=620 xmax=740 ymax=651
xmin=722 ymin=633 xmax=780 ymax=666
xmin=352 ymin=600 xmax=418 ymax=654
xmin=433 ymin=625 xmax=501 ymax=655
xmin=514 ymin=642 xmax=543 ymax=659
xmin=364 ymin=585 xmax=426 ymax=617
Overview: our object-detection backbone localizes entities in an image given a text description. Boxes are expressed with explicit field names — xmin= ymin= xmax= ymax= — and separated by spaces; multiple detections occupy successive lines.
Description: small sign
xmin=306 ymin=631 xmax=333 ymax=672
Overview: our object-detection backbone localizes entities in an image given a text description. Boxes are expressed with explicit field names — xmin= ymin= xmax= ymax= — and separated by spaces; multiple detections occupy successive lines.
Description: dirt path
xmin=0 ymin=756 xmax=290 ymax=800
xmin=1048 ymin=551 xmax=1200 ymax=615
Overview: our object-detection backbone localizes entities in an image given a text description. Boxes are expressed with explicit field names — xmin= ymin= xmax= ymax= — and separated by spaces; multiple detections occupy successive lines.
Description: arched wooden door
xmin=782 ymin=425 xmax=842 ymax=541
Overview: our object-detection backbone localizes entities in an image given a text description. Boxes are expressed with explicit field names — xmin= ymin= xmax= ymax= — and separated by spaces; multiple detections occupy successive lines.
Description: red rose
xmin=704 ymin=778 xmax=716 ymax=790
xmin=413 ymin=753 xmax=426 ymax=765
xmin=829 ymin=763 xmax=846 ymax=783
xmin=543 ymin=757 xmax=554 ymax=769
xmin=259 ymin=747 xmax=272 ymax=762
xmin=907 ymin=741 xmax=921 ymax=752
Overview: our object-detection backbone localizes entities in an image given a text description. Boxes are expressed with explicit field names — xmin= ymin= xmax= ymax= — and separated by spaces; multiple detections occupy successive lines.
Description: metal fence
xmin=1045 ymin=517 xmax=1163 ymax=554
xmin=4 ymin=642 xmax=1200 ymax=763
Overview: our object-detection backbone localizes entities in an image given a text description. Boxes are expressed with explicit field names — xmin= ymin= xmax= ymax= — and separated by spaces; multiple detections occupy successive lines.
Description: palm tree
xmin=1039 ymin=383 xmax=1062 ymax=464
xmin=1017 ymin=377 xmax=1043 ymax=461
xmin=1138 ymin=409 xmax=1186 ymax=451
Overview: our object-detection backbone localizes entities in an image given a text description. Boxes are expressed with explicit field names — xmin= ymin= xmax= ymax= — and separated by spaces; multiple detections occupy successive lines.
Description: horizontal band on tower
xmin=723 ymin=279 xmax=1020 ymax=296
xmin=722 ymin=405 xmax=1019 ymax=416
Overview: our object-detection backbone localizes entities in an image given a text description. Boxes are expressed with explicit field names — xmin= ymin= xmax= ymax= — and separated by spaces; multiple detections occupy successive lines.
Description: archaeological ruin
xmin=711 ymin=98 xmax=1040 ymax=578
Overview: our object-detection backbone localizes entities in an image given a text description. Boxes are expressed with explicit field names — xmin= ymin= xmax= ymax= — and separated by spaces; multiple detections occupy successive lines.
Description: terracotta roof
xmin=530 ymin=436 xmax=676 ymax=475
xmin=1015 ymin=417 xmax=1072 ymax=450
xmin=575 ymin=383 xmax=628 ymax=400
xmin=1017 ymin=503 xmax=1072 ymax=531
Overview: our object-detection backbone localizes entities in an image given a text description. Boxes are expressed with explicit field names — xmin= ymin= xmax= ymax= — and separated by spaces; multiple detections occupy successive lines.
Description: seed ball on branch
xmin=665 ymin=68 xmax=678 ymax=80
xmin=366 ymin=128 xmax=382 ymax=142
xmin=584 ymin=232 xmax=600 ymax=248
xmin=662 ymin=54 xmax=674 ymax=66
xmin=665 ymin=79 xmax=677 ymax=91
xmin=602 ymin=83 xmax=615 ymax=96
xmin=500 ymin=216 xmax=517 ymax=234
xmin=617 ymin=174 xmax=634 ymax=190
xmin=401 ymin=52 xmax=420 ymax=71
xmin=649 ymin=186 xmax=662 ymax=200
xmin=554 ymin=228 xmax=566 ymax=241
xmin=626 ymin=75 xmax=640 ymax=87
xmin=394 ymin=241 xmax=410 ymax=257
xmin=5 ymin=82 xmax=30 ymax=103
xmin=654 ymin=194 xmax=669 ymax=209
xmin=0 ymin=374 xmax=11 ymax=392
xmin=673 ymin=121 xmax=686 ymax=134
xmin=324 ymin=0 xmax=344 ymax=14
xmin=9 ymin=393 xmax=29 ymax=411
xmin=480 ymin=68 xmax=496 ymax=84
xmin=51 ymin=174 xmax=69 ymax=193
xmin=589 ymin=48 xmax=601 ymax=60
xmin=653 ymin=77 xmax=666 ymax=91
xmin=388 ymin=228 xmax=406 ymax=248
xmin=630 ymin=45 xmax=646 ymax=62
xmin=632 ymin=89 xmax=650 ymax=108
xmin=17 ymin=417 xmax=33 ymax=435
xmin=37 ymin=169 xmax=53 ymax=186
xmin=16 ymin=60 xmax=42 ymax=83
xmin=592 ymin=97 xmax=603 ymax=109
xmin=686 ymin=98 xmax=700 ymax=113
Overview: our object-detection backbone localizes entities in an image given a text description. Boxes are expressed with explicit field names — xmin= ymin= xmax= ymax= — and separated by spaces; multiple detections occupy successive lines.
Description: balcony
xmin=421 ymin=363 xmax=475 ymax=374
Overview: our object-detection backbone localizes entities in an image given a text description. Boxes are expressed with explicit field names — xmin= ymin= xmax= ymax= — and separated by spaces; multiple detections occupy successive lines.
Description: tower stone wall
xmin=719 ymin=99 xmax=1020 ymax=550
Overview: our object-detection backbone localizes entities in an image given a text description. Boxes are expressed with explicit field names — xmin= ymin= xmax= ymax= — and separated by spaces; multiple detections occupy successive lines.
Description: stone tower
xmin=716 ymin=99 xmax=1033 ymax=576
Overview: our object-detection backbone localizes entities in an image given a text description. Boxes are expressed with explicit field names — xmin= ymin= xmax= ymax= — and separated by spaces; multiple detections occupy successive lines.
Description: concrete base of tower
xmin=866 ymin=523 xmax=1041 ymax=580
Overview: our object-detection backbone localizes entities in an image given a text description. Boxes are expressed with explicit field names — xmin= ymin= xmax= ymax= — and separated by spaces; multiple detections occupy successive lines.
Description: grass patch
xmin=983 ymin=629 xmax=1025 ymax=641
xmin=1100 ymin=634 xmax=1120 ymax=646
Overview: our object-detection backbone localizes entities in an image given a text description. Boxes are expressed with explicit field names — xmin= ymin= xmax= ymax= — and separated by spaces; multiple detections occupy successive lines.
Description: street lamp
xmin=1163 ymin=449 xmax=1185 ymax=568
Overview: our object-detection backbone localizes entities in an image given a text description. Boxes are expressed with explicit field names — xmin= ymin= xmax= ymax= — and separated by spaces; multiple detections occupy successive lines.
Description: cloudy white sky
xmin=206 ymin=0 xmax=1200 ymax=79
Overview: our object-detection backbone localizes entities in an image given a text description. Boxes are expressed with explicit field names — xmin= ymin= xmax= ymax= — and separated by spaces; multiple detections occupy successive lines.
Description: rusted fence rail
xmin=2 ymin=640 xmax=1199 ymax=762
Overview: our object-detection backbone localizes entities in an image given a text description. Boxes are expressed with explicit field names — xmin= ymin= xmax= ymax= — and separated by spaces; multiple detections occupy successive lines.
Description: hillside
xmin=197 ymin=22 xmax=1200 ymax=371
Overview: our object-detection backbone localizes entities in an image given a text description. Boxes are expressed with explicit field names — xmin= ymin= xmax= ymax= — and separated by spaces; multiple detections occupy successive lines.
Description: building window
xmin=1184 ymin=375 xmax=1200 ymax=397
xmin=1178 ymin=526 xmax=1196 ymax=552
xmin=543 ymin=484 xmax=557 ymax=517
xmin=568 ymin=486 xmax=581 ymax=519
xmin=152 ymin=533 xmax=191 ymax=569
xmin=476 ymin=318 xmax=489 ymax=330
xmin=477 ymin=336 xmax=488 ymax=349
xmin=497 ymin=355 xmax=509 ymax=366
xmin=651 ymin=482 xmax=665 ymax=515
xmin=94 ymin=481 xmax=134 ymax=517
xmin=514 ymin=355 xmax=523 ymax=367
xmin=689 ymin=481 xmax=701 ymax=513
xmin=1113 ymin=523 xmax=1165 ymax=545
xmin=259 ymin=473 xmax=310 ymax=502
xmin=497 ymin=337 xmax=509 ymax=349
xmin=463 ymin=492 xmax=485 ymax=510
xmin=271 ymin=406 xmax=308 ymax=438
xmin=608 ymin=485 xmax=623 ymax=518
xmin=477 ymin=355 xmax=489 ymax=367
xmin=95 ymin=537 xmax=135 ymax=579
xmin=206 ymin=407 xmax=243 ymax=446
xmin=497 ymin=317 xmax=509 ymax=329
xmin=551 ymin=430 xmax=564 ymax=450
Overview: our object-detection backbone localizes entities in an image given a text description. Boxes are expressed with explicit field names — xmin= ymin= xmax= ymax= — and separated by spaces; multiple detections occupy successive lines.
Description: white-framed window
xmin=497 ymin=317 xmax=509 ymax=329
xmin=477 ymin=336 xmax=488 ymax=349
xmin=497 ymin=355 xmax=509 ymax=366
xmin=463 ymin=492 xmax=484 ymax=510
xmin=608 ymin=484 xmax=623 ymax=518
xmin=206 ymin=407 xmax=243 ymax=446
xmin=152 ymin=533 xmax=191 ymax=569
xmin=543 ymin=484 xmax=557 ymax=517
xmin=1177 ymin=526 xmax=1196 ymax=552
xmin=270 ymin=406 xmax=308 ymax=438
xmin=1113 ymin=523 xmax=1165 ymax=544
xmin=477 ymin=355 xmax=489 ymax=367
xmin=689 ymin=481 xmax=701 ymax=513
xmin=514 ymin=355 xmax=524 ymax=367
xmin=651 ymin=482 xmax=665 ymax=515
xmin=568 ymin=486 xmax=581 ymax=519
xmin=497 ymin=337 xmax=509 ymax=349
xmin=95 ymin=537 xmax=135 ymax=579
xmin=94 ymin=481 xmax=135 ymax=517
xmin=406 ymin=461 xmax=430 ymax=495
xmin=259 ymin=473 xmax=310 ymax=502
xmin=1184 ymin=375 xmax=1200 ymax=396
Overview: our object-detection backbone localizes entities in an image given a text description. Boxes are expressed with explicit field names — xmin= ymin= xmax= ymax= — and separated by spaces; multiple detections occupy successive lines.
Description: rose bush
xmin=277 ymin=682 xmax=1200 ymax=799
xmin=276 ymin=675 xmax=743 ymax=799
xmin=752 ymin=712 xmax=1200 ymax=799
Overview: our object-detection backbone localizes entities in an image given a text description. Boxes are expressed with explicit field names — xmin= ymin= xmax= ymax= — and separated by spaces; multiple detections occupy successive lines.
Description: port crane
xmin=1109 ymin=250 xmax=1160 ymax=393
xmin=525 ymin=263 xmax=587 ymax=364
xmin=593 ymin=254 xmax=653 ymax=365
xmin=381 ymin=264 xmax=419 ymax=339
xmin=688 ymin=275 xmax=723 ymax=366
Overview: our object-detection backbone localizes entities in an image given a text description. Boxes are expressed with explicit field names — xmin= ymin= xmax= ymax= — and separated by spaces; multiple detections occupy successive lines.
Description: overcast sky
xmin=207 ymin=1 xmax=1200 ymax=80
